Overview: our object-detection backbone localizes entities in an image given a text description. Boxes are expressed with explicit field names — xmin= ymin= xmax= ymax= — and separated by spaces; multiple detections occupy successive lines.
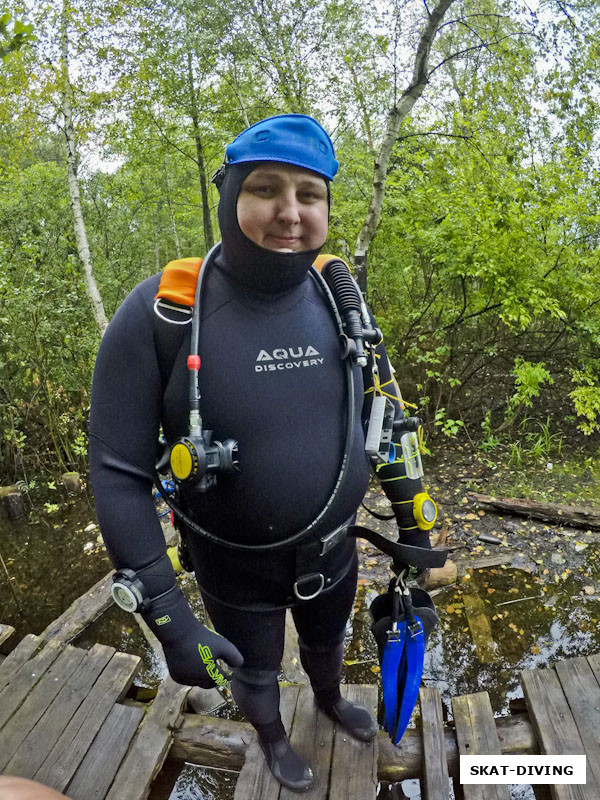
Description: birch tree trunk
xmin=163 ymin=158 xmax=182 ymax=258
xmin=153 ymin=204 xmax=161 ymax=272
xmin=60 ymin=5 xmax=108 ymax=335
xmin=186 ymin=50 xmax=214 ymax=252
xmin=354 ymin=0 xmax=456 ymax=291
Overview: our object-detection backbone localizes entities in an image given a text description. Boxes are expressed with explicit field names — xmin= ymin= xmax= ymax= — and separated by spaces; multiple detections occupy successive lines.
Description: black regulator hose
xmin=155 ymin=265 xmax=357 ymax=552
xmin=321 ymin=259 xmax=368 ymax=367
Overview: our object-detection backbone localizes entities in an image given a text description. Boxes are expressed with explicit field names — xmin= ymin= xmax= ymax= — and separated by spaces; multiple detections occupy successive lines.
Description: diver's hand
xmin=142 ymin=586 xmax=243 ymax=687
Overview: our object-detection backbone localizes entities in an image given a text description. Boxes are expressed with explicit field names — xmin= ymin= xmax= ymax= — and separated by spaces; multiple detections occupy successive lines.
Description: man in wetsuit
xmin=89 ymin=114 xmax=432 ymax=791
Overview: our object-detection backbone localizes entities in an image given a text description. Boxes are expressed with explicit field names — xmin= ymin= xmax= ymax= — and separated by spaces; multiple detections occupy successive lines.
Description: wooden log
xmin=464 ymin=555 xmax=515 ymax=572
xmin=0 ymin=623 xmax=15 ymax=654
xmin=105 ymin=677 xmax=190 ymax=800
xmin=467 ymin=492 xmax=600 ymax=529
xmin=170 ymin=709 xmax=539 ymax=781
xmin=186 ymin=686 xmax=226 ymax=714
xmin=452 ymin=692 xmax=510 ymax=800
xmin=62 ymin=472 xmax=82 ymax=496
xmin=0 ymin=485 xmax=26 ymax=520
xmin=463 ymin=593 xmax=496 ymax=664
xmin=420 ymin=560 xmax=458 ymax=590
xmin=38 ymin=571 xmax=114 ymax=645
xmin=170 ymin=714 xmax=254 ymax=769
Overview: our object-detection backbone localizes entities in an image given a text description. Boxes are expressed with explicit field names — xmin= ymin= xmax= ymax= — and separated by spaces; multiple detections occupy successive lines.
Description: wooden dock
xmin=0 ymin=633 xmax=189 ymax=800
xmin=1 ymin=617 xmax=599 ymax=799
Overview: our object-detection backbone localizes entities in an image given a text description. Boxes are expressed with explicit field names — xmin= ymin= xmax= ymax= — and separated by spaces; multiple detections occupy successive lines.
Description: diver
xmin=89 ymin=114 xmax=439 ymax=791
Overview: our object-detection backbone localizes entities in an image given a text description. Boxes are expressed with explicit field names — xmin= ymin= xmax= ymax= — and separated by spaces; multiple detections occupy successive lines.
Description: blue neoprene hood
xmin=225 ymin=114 xmax=338 ymax=180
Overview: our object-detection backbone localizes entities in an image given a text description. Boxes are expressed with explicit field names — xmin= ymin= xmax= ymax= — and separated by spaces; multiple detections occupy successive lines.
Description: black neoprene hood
xmin=215 ymin=162 xmax=326 ymax=293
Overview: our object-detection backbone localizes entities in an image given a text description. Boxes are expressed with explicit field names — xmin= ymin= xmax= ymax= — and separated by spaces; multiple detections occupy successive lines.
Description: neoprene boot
xmin=256 ymin=719 xmax=313 ymax=792
xmin=299 ymin=640 xmax=378 ymax=743
xmin=316 ymin=691 xmax=379 ymax=742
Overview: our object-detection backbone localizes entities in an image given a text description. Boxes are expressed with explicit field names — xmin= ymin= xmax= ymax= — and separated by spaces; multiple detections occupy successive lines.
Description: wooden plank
xmin=4 ymin=643 xmax=115 ymax=780
xmin=233 ymin=684 xmax=301 ymax=800
xmin=279 ymin=684 xmax=335 ymax=800
xmin=521 ymin=667 xmax=594 ymax=800
xmin=328 ymin=684 xmax=378 ymax=800
xmin=0 ymin=645 xmax=85 ymax=771
xmin=420 ymin=687 xmax=449 ymax=800
xmin=0 ymin=639 xmax=64 ymax=731
xmin=0 ymin=634 xmax=40 ymax=692
xmin=38 ymin=570 xmax=114 ymax=645
xmin=105 ymin=676 xmax=190 ymax=800
xmin=67 ymin=703 xmax=145 ymax=800
xmin=452 ymin=692 xmax=510 ymax=800
xmin=34 ymin=650 xmax=141 ymax=793
xmin=587 ymin=653 xmax=600 ymax=687
xmin=555 ymin=656 xmax=600 ymax=791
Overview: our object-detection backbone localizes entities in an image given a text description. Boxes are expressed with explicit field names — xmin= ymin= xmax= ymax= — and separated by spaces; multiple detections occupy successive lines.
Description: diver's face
xmin=237 ymin=163 xmax=329 ymax=252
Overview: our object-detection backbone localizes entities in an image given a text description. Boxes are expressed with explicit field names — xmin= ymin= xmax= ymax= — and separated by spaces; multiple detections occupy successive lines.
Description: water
xmin=2 ymin=496 xmax=600 ymax=800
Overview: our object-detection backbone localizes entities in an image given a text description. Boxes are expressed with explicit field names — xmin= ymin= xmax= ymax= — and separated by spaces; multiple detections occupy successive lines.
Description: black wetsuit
xmin=89 ymin=162 xmax=426 ymax=742
xmin=90 ymin=261 xmax=373 ymax=608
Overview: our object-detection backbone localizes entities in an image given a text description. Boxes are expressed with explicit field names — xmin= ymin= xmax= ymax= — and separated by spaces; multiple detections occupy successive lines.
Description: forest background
xmin=1 ymin=0 xmax=600 ymax=489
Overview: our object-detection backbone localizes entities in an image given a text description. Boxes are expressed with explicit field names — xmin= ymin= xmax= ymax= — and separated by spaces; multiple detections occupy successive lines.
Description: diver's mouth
xmin=267 ymin=235 xmax=301 ymax=251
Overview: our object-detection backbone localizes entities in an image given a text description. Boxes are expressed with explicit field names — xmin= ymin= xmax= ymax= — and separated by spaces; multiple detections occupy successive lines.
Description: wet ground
xmin=1 ymin=441 xmax=600 ymax=799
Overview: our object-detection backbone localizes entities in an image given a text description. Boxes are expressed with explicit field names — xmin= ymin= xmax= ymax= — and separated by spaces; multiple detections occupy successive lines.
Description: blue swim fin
xmin=381 ymin=621 xmax=406 ymax=735
xmin=392 ymin=616 xmax=425 ymax=744
xmin=370 ymin=578 xmax=437 ymax=745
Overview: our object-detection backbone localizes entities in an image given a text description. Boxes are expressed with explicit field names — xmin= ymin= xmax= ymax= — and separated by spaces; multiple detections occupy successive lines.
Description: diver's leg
xmin=292 ymin=551 xmax=378 ymax=742
xmin=200 ymin=594 xmax=313 ymax=791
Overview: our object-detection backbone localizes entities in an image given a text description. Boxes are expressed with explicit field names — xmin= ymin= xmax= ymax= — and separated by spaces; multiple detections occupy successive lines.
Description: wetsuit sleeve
xmin=364 ymin=339 xmax=431 ymax=551
xmin=88 ymin=281 xmax=176 ymax=597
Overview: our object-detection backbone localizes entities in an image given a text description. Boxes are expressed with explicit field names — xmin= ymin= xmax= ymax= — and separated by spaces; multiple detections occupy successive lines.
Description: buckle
xmin=293 ymin=573 xmax=325 ymax=601
xmin=320 ymin=526 xmax=347 ymax=556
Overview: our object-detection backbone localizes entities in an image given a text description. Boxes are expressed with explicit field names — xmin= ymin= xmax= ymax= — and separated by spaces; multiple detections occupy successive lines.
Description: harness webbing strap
xmin=346 ymin=526 xmax=447 ymax=571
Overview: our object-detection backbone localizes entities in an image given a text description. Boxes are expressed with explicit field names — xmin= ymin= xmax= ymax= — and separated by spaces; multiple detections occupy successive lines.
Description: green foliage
xmin=434 ymin=408 xmax=465 ymax=438
xmin=480 ymin=411 xmax=501 ymax=453
xmin=2 ymin=0 xmax=600 ymax=482
xmin=570 ymin=367 xmax=600 ymax=435
xmin=0 ymin=11 xmax=35 ymax=61
xmin=507 ymin=357 xmax=554 ymax=417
